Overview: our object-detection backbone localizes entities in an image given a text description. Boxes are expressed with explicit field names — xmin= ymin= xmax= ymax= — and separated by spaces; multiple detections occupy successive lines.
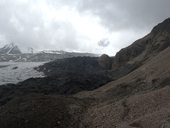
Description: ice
xmin=0 ymin=62 xmax=45 ymax=85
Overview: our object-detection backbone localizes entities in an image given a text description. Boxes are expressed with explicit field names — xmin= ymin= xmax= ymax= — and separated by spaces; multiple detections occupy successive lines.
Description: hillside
xmin=75 ymin=46 xmax=170 ymax=128
xmin=0 ymin=18 xmax=169 ymax=128
xmin=75 ymin=19 xmax=170 ymax=128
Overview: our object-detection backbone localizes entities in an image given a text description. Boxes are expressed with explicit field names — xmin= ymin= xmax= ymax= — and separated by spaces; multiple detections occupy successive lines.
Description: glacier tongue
xmin=0 ymin=62 xmax=45 ymax=85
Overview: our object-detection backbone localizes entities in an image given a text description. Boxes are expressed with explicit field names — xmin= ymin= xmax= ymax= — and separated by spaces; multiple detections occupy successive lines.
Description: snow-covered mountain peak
xmin=3 ymin=43 xmax=15 ymax=49
xmin=0 ymin=43 xmax=22 ymax=54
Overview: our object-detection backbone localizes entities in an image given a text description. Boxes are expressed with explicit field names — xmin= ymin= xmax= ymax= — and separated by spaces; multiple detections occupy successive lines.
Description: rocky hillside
xmin=0 ymin=18 xmax=169 ymax=128
xmin=76 ymin=45 xmax=170 ymax=128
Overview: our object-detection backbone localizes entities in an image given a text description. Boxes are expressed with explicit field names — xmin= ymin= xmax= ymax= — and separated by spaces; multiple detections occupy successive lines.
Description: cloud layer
xmin=0 ymin=0 xmax=170 ymax=55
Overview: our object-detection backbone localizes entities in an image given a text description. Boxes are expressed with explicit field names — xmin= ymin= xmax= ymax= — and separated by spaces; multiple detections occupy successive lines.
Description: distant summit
xmin=0 ymin=43 xmax=22 ymax=54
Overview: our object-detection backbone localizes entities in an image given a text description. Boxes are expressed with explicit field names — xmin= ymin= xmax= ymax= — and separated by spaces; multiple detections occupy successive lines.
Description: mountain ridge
xmin=0 ymin=43 xmax=22 ymax=55
xmin=0 ymin=44 xmax=98 ymax=62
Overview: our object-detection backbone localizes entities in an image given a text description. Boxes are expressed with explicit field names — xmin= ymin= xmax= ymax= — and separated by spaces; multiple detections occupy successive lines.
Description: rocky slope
xmin=0 ymin=18 xmax=169 ymax=128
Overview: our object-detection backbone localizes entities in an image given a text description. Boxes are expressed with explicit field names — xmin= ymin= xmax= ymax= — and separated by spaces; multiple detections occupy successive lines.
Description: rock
xmin=98 ymin=54 xmax=112 ymax=70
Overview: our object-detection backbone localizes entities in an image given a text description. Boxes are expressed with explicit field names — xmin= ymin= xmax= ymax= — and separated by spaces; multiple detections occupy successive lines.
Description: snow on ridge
xmin=0 ymin=43 xmax=22 ymax=55
xmin=3 ymin=43 xmax=15 ymax=54
xmin=0 ymin=62 xmax=45 ymax=85
xmin=3 ymin=43 xmax=14 ymax=49
xmin=40 ymin=50 xmax=63 ymax=54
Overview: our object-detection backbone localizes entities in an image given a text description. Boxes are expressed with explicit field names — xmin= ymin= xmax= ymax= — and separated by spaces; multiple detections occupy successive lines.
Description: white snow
xmin=40 ymin=50 xmax=63 ymax=54
xmin=0 ymin=62 xmax=45 ymax=85
xmin=3 ymin=43 xmax=15 ymax=54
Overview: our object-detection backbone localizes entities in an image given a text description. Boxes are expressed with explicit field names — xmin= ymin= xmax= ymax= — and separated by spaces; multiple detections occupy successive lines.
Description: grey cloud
xmin=77 ymin=0 xmax=170 ymax=31
xmin=0 ymin=0 xmax=169 ymax=55
xmin=0 ymin=0 xmax=79 ymax=52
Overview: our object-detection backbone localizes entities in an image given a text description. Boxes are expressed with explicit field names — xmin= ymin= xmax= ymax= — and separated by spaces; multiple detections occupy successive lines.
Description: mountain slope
xmin=76 ymin=46 xmax=170 ymax=99
xmin=0 ymin=43 xmax=22 ymax=54
xmin=75 ymin=36 xmax=170 ymax=128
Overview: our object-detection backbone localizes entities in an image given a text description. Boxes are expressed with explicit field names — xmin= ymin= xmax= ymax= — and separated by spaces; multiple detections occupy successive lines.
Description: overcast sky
xmin=0 ymin=0 xmax=170 ymax=55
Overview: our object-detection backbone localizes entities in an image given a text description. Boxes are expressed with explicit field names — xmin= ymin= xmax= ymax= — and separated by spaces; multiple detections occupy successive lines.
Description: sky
xmin=0 ymin=0 xmax=170 ymax=55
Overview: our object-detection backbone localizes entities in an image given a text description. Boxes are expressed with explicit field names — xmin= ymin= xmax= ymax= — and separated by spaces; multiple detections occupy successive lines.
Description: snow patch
xmin=40 ymin=50 xmax=63 ymax=54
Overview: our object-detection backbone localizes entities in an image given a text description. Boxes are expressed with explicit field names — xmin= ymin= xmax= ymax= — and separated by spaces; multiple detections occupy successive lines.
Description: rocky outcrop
xmin=98 ymin=54 xmax=112 ymax=70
